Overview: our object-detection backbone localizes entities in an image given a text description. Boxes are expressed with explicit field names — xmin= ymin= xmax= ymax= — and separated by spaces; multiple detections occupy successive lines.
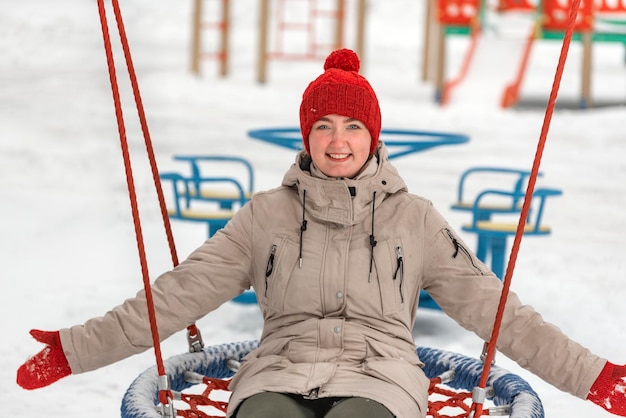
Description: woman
xmin=17 ymin=49 xmax=626 ymax=418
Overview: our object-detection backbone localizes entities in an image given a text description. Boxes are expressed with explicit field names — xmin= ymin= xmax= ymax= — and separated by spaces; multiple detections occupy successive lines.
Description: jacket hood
xmin=281 ymin=143 xmax=407 ymax=226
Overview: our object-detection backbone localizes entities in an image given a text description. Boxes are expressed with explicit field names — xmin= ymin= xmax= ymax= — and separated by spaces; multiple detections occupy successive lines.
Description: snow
xmin=2 ymin=0 xmax=625 ymax=416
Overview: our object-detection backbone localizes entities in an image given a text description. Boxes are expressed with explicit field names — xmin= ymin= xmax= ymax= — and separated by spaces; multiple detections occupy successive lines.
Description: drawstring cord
xmin=368 ymin=191 xmax=377 ymax=282
xmin=299 ymin=189 xmax=307 ymax=268
xmin=297 ymin=186 xmax=376 ymax=277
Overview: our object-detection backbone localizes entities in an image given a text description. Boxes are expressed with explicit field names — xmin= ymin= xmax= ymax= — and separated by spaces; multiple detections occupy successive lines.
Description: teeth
xmin=329 ymin=153 xmax=349 ymax=159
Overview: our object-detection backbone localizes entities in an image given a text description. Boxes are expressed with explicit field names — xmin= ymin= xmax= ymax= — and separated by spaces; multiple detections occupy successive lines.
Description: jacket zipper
xmin=264 ymin=244 xmax=277 ymax=297
xmin=444 ymin=228 xmax=485 ymax=275
xmin=306 ymin=387 xmax=320 ymax=399
xmin=393 ymin=246 xmax=404 ymax=303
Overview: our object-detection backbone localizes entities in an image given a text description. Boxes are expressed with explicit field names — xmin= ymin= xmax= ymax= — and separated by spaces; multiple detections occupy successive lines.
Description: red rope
xmin=96 ymin=0 xmax=173 ymax=406
xmin=173 ymin=374 xmax=483 ymax=418
xmin=177 ymin=377 xmax=231 ymax=418
xmin=469 ymin=0 xmax=582 ymax=415
xmin=427 ymin=377 xmax=477 ymax=418
xmin=109 ymin=0 xmax=180 ymax=269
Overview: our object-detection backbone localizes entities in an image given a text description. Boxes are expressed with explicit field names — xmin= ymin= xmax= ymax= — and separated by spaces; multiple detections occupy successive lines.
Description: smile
xmin=328 ymin=153 xmax=350 ymax=159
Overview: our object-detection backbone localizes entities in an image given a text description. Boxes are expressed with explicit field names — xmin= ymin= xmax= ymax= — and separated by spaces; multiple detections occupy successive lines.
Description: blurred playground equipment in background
xmin=189 ymin=0 xmax=625 ymax=108
xmin=189 ymin=0 xmax=367 ymax=82
xmin=160 ymin=155 xmax=255 ymax=238
xmin=450 ymin=167 xmax=562 ymax=280
xmin=422 ymin=0 xmax=626 ymax=108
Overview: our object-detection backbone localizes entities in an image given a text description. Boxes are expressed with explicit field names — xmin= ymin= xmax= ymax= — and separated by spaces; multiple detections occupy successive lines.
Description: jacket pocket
xmin=443 ymin=228 xmax=485 ymax=275
xmin=374 ymin=239 xmax=406 ymax=317
xmin=263 ymin=243 xmax=278 ymax=297
xmin=260 ymin=236 xmax=322 ymax=316
xmin=393 ymin=245 xmax=405 ymax=303
xmin=260 ymin=237 xmax=289 ymax=307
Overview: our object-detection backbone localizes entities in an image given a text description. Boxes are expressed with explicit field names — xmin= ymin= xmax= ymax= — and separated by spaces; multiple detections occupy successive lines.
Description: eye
xmin=313 ymin=122 xmax=330 ymax=130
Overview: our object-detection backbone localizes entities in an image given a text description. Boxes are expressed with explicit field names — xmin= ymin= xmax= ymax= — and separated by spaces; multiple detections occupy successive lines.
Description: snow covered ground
xmin=2 ymin=0 xmax=626 ymax=417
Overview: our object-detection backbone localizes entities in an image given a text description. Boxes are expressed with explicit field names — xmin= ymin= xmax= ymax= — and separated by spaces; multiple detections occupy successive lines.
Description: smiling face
xmin=307 ymin=114 xmax=372 ymax=179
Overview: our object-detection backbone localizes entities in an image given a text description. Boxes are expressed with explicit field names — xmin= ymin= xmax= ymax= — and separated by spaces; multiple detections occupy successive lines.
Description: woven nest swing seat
xmin=120 ymin=340 xmax=544 ymax=418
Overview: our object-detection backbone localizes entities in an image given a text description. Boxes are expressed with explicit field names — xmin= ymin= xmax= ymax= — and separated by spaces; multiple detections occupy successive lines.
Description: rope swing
xmin=95 ymin=0 xmax=201 ymax=412
xmin=94 ymin=0 xmax=582 ymax=416
xmin=468 ymin=0 xmax=582 ymax=414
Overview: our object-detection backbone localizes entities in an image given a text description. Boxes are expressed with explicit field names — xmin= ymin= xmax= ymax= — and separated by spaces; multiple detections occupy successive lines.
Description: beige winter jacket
xmin=60 ymin=144 xmax=606 ymax=417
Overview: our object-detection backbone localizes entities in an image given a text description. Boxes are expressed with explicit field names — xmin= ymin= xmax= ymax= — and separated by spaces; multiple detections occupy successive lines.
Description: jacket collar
xmin=282 ymin=143 xmax=407 ymax=226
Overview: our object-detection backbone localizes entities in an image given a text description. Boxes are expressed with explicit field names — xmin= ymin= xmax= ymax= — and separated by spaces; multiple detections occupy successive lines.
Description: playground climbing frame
xmin=189 ymin=0 xmax=367 ymax=83
xmin=423 ymin=0 xmax=626 ymax=108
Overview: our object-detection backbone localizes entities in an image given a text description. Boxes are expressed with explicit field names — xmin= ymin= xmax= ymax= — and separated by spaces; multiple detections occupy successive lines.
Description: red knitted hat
xmin=300 ymin=48 xmax=381 ymax=156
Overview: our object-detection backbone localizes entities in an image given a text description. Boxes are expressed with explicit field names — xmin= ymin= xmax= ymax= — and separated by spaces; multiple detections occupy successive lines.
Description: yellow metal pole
xmin=219 ymin=0 xmax=231 ymax=77
xmin=422 ymin=0 xmax=435 ymax=82
xmin=334 ymin=0 xmax=346 ymax=50
xmin=355 ymin=0 xmax=367 ymax=67
xmin=257 ymin=0 xmax=270 ymax=83
xmin=190 ymin=0 xmax=203 ymax=75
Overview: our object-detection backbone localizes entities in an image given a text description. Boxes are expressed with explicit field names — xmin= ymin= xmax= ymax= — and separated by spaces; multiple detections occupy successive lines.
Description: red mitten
xmin=17 ymin=329 xmax=72 ymax=390
xmin=588 ymin=361 xmax=626 ymax=416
